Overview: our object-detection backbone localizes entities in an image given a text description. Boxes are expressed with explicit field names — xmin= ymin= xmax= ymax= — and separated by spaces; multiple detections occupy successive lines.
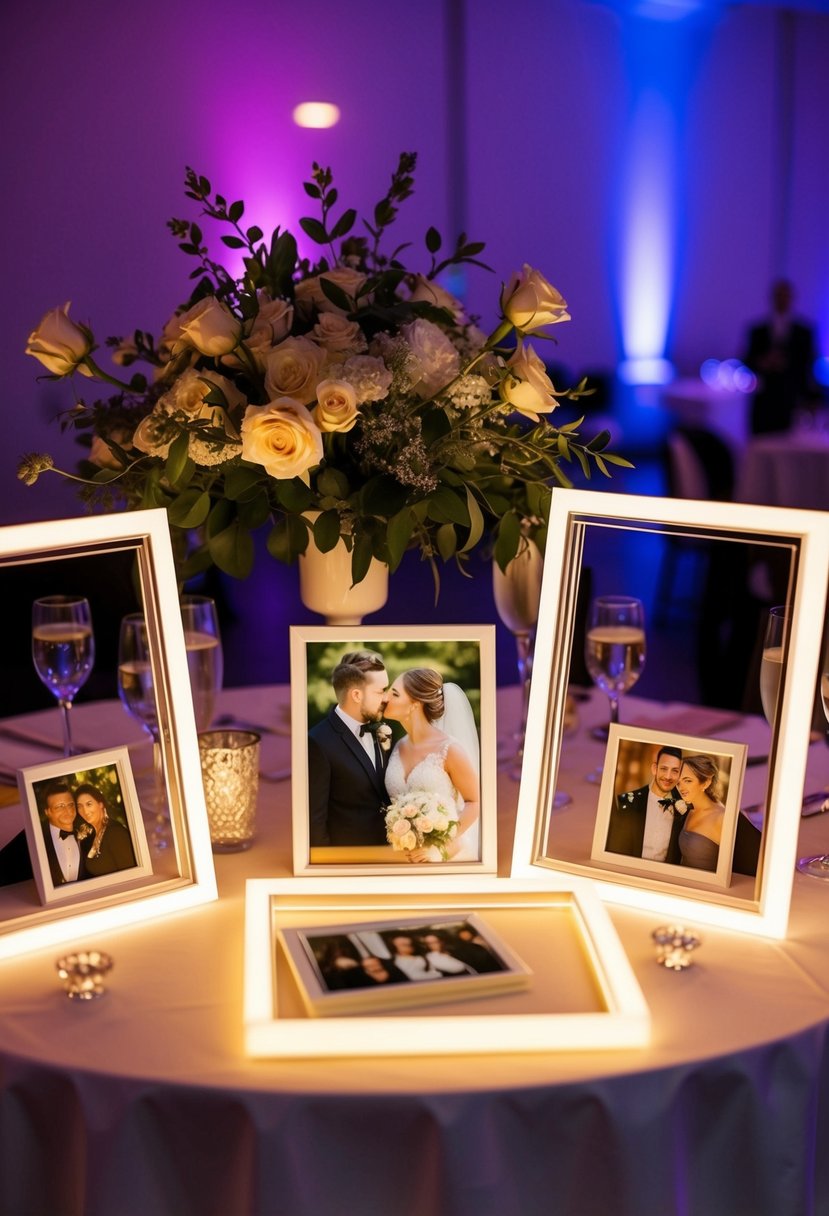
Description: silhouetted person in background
xmin=743 ymin=278 xmax=818 ymax=435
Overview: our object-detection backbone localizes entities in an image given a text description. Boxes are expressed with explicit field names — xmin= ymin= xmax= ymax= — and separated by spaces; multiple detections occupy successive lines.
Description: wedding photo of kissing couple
xmin=292 ymin=630 xmax=495 ymax=870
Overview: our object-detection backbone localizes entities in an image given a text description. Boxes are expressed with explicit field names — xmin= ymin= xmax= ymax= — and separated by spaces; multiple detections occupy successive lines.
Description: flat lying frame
xmin=244 ymin=875 xmax=650 ymax=1058
xmin=0 ymin=508 xmax=216 ymax=959
xmin=511 ymin=489 xmax=829 ymax=938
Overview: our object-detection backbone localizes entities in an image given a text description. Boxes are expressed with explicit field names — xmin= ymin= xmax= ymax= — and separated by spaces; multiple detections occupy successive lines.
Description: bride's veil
xmin=436 ymin=682 xmax=480 ymax=775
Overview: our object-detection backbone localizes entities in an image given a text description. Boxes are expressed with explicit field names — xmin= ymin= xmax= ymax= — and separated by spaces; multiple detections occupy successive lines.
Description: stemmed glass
xmin=118 ymin=613 xmax=167 ymax=846
xmin=32 ymin=595 xmax=95 ymax=756
xmin=584 ymin=595 xmax=646 ymax=783
xmin=180 ymin=594 xmax=224 ymax=731
xmin=492 ymin=542 xmax=544 ymax=783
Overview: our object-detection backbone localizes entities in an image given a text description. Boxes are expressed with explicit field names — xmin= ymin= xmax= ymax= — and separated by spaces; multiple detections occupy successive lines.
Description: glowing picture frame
xmin=511 ymin=489 xmax=829 ymax=938
xmin=0 ymin=509 xmax=216 ymax=958
xmin=244 ymin=876 xmax=650 ymax=1058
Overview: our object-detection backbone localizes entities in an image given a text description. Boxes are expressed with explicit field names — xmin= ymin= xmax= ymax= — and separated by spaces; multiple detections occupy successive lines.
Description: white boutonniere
xmin=377 ymin=724 xmax=392 ymax=752
xmin=673 ymin=800 xmax=692 ymax=815
xmin=76 ymin=822 xmax=93 ymax=840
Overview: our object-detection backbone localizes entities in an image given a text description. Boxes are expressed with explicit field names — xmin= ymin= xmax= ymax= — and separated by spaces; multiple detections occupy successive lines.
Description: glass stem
xmin=152 ymin=739 xmax=165 ymax=815
xmin=608 ymin=695 xmax=620 ymax=726
xmin=515 ymin=631 xmax=534 ymax=755
xmin=58 ymin=698 xmax=73 ymax=757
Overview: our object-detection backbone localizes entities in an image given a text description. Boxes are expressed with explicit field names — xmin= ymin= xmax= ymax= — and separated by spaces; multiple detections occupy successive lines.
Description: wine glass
xmin=180 ymin=594 xmax=224 ymax=731
xmin=493 ymin=544 xmax=543 ymax=780
xmin=118 ymin=613 xmax=167 ymax=846
xmin=584 ymin=595 xmax=646 ymax=783
xmin=32 ymin=595 xmax=95 ymax=756
xmin=797 ymin=653 xmax=829 ymax=878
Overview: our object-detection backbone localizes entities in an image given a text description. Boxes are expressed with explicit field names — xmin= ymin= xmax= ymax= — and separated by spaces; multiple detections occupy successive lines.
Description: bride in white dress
xmin=383 ymin=668 xmax=480 ymax=862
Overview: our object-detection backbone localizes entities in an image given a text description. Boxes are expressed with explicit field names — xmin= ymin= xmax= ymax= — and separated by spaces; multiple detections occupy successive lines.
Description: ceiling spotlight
xmin=293 ymin=102 xmax=341 ymax=129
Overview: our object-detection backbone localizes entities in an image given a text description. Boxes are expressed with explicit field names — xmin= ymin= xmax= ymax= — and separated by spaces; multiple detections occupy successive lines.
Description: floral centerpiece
xmin=20 ymin=152 xmax=629 ymax=590
xmin=384 ymin=789 xmax=459 ymax=860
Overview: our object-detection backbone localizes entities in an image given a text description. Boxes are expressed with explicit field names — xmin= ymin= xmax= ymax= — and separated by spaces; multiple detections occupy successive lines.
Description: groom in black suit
xmin=40 ymin=780 xmax=93 ymax=886
xmin=308 ymin=650 xmax=390 ymax=847
xmin=606 ymin=745 xmax=684 ymax=864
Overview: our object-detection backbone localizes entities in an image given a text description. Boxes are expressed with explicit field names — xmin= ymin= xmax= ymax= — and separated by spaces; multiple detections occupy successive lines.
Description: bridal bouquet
xmin=20 ymin=152 xmax=629 ymax=589
xmin=385 ymin=789 xmax=459 ymax=860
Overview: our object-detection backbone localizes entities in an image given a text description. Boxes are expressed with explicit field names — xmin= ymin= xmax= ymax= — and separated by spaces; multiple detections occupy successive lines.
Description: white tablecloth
xmin=1 ymin=687 xmax=829 ymax=1216
xmin=736 ymin=428 xmax=829 ymax=511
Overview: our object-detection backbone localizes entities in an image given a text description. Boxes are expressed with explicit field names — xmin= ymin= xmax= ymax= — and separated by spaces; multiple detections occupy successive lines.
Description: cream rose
xmin=88 ymin=432 xmax=129 ymax=470
xmin=263 ymin=336 xmax=324 ymax=405
xmin=408 ymin=274 xmax=463 ymax=320
xmin=313 ymin=379 xmax=360 ymax=433
xmin=132 ymin=410 xmax=178 ymax=459
xmin=26 ymin=303 xmax=94 ymax=377
xmin=402 ymin=318 xmax=460 ymax=397
xmin=294 ymin=266 xmax=366 ymax=315
xmin=500 ymin=342 xmax=559 ymax=420
xmin=171 ymin=296 xmax=242 ymax=357
xmin=309 ymin=311 xmax=367 ymax=355
xmin=160 ymin=367 xmax=246 ymax=418
xmin=240 ymin=397 xmax=323 ymax=481
xmin=501 ymin=265 xmax=570 ymax=334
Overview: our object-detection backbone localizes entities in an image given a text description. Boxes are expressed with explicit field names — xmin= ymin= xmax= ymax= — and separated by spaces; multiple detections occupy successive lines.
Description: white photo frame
xmin=244 ymin=876 xmax=650 ymax=1058
xmin=289 ymin=626 xmax=497 ymax=875
xmin=590 ymin=726 xmax=748 ymax=891
xmin=511 ymin=488 xmax=829 ymax=938
xmin=19 ymin=746 xmax=153 ymax=904
xmin=0 ymin=509 xmax=216 ymax=959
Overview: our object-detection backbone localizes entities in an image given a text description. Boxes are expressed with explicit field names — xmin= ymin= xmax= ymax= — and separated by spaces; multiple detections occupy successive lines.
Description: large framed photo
xmin=590 ymin=726 xmax=748 ymax=890
xmin=19 ymin=746 xmax=153 ymax=905
xmin=511 ymin=488 xmax=829 ymax=938
xmin=0 ymin=509 xmax=216 ymax=960
xmin=244 ymin=876 xmax=650 ymax=1058
xmin=290 ymin=626 xmax=497 ymax=875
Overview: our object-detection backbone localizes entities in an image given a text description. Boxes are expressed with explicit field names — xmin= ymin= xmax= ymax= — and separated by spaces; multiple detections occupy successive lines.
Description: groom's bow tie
xmin=359 ymin=722 xmax=380 ymax=737
xmin=657 ymin=797 xmax=675 ymax=811
xmin=59 ymin=828 xmax=74 ymax=839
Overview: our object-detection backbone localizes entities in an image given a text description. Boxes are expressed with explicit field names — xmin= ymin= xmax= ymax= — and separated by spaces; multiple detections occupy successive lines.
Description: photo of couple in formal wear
xmin=303 ymin=637 xmax=487 ymax=865
xmin=592 ymin=727 xmax=753 ymax=888
xmin=21 ymin=748 xmax=152 ymax=903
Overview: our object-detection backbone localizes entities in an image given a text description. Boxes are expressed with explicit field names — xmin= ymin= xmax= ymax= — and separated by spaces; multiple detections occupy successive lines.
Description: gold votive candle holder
xmin=56 ymin=950 xmax=114 ymax=999
xmin=198 ymin=729 xmax=260 ymax=852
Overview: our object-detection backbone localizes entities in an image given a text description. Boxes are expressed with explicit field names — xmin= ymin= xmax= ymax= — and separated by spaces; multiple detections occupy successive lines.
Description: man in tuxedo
xmin=606 ymin=745 xmax=684 ymax=864
xmin=308 ymin=650 xmax=390 ymax=847
xmin=40 ymin=780 xmax=92 ymax=886
xmin=743 ymin=279 xmax=818 ymax=435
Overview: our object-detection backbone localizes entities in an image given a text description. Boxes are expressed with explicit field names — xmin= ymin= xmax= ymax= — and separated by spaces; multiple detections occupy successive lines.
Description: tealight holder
xmin=198 ymin=729 xmax=260 ymax=852
xmin=652 ymin=924 xmax=701 ymax=971
xmin=56 ymin=950 xmax=114 ymax=999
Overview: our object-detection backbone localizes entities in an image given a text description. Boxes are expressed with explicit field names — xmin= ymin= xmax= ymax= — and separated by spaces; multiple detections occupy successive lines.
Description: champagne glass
xmin=493 ymin=543 xmax=543 ymax=782
xmin=760 ymin=605 xmax=786 ymax=727
xmin=180 ymin=594 xmax=224 ymax=731
xmin=118 ymin=613 xmax=167 ymax=846
xmin=585 ymin=595 xmax=646 ymax=782
xmin=32 ymin=595 xmax=95 ymax=756
xmin=797 ymin=655 xmax=829 ymax=878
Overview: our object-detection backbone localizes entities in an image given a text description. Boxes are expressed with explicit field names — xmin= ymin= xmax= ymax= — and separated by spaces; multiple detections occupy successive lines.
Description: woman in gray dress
xmin=676 ymin=755 xmax=726 ymax=872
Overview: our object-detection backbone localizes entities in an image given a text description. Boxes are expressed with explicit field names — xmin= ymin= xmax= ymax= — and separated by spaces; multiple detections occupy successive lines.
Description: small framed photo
xmin=279 ymin=911 xmax=531 ymax=1017
xmin=19 ymin=746 xmax=153 ymax=905
xmin=290 ymin=626 xmax=497 ymax=875
xmin=244 ymin=876 xmax=650 ymax=1058
xmin=511 ymin=488 xmax=829 ymax=938
xmin=590 ymin=726 xmax=748 ymax=890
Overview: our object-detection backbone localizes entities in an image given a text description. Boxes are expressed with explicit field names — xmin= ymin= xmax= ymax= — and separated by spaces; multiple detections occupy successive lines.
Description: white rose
xmin=171 ymin=296 xmax=242 ymax=357
xmin=408 ymin=274 xmax=463 ymax=320
xmin=414 ymin=815 xmax=435 ymax=834
xmin=501 ymin=265 xmax=570 ymax=334
xmin=400 ymin=830 xmax=417 ymax=851
xmin=254 ymin=292 xmax=294 ymax=343
xmin=309 ymin=311 xmax=367 ymax=355
xmin=313 ymin=379 xmax=360 ymax=434
xmin=263 ymin=336 xmax=324 ymax=405
xmin=159 ymin=367 xmax=245 ymax=418
xmin=391 ymin=818 xmax=412 ymax=838
xmin=295 ymin=266 xmax=366 ymax=315
xmin=402 ymin=318 xmax=460 ymax=397
xmin=26 ymin=303 xmax=94 ymax=377
xmin=500 ymin=342 xmax=559 ymax=420
xmin=240 ymin=397 xmax=323 ymax=481
xmin=132 ymin=410 xmax=178 ymax=459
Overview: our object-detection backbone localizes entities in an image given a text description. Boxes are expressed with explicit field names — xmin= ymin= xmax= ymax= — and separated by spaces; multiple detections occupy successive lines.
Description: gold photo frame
xmin=0 ymin=509 xmax=216 ymax=958
xmin=511 ymin=488 xmax=829 ymax=938
xmin=289 ymin=626 xmax=497 ymax=875
xmin=244 ymin=876 xmax=650 ymax=1058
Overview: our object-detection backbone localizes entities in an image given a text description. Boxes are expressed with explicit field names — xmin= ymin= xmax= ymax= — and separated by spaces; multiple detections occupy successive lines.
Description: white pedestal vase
xmin=298 ymin=531 xmax=389 ymax=626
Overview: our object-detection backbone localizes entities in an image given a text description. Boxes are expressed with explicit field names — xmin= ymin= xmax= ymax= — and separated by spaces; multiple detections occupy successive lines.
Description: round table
xmin=1 ymin=686 xmax=829 ymax=1216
